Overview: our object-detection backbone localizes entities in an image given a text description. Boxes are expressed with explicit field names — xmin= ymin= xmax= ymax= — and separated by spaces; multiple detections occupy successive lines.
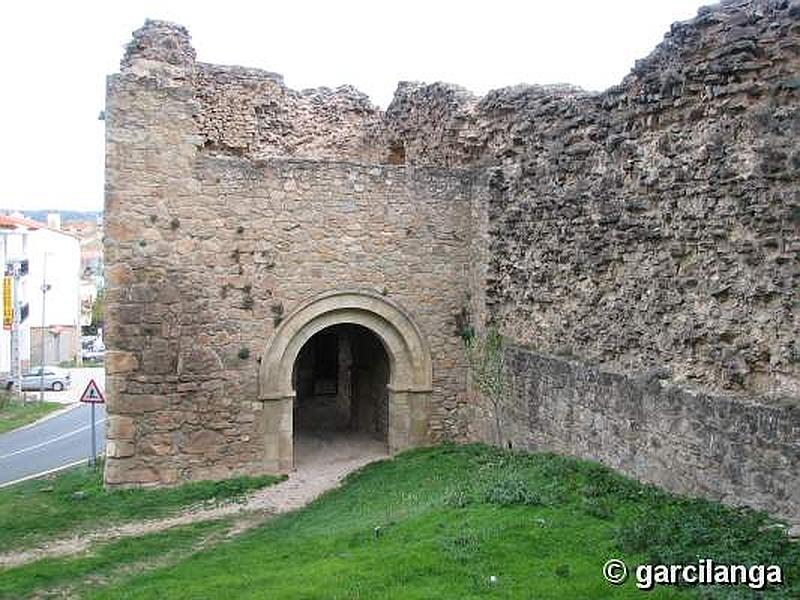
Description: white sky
xmin=1 ymin=0 xmax=706 ymax=212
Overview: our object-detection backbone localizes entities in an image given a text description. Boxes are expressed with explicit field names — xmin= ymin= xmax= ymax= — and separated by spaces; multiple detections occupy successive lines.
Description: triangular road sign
xmin=80 ymin=379 xmax=106 ymax=404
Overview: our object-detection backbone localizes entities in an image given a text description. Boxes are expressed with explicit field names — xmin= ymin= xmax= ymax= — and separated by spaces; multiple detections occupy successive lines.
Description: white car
xmin=81 ymin=348 xmax=105 ymax=362
xmin=4 ymin=366 xmax=72 ymax=391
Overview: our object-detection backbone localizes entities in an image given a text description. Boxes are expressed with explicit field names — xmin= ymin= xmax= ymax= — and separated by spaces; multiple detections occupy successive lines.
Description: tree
xmin=90 ymin=290 xmax=104 ymax=332
xmin=464 ymin=327 xmax=508 ymax=447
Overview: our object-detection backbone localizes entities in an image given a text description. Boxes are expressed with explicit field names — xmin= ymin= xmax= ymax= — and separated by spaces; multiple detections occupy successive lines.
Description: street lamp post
xmin=39 ymin=254 xmax=51 ymax=402
xmin=11 ymin=266 xmax=22 ymax=397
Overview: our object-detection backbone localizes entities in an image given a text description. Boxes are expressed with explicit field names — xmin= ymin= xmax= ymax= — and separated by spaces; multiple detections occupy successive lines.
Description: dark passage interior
xmin=293 ymin=324 xmax=389 ymax=441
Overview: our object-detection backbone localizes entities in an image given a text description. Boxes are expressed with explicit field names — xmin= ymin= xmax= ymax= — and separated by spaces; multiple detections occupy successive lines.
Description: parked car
xmin=81 ymin=339 xmax=105 ymax=362
xmin=4 ymin=366 xmax=72 ymax=391
xmin=81 ymin=348 xmax=105 ymax=362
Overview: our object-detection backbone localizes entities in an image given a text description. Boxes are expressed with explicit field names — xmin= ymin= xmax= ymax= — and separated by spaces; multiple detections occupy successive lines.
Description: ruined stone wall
xmin=104 ymin=28 xmax=477 ymax=484
xmin=382 ymin=0 xmax=800 ymax=521
xmin=385 ymin=0 xmax=800 ymax=399
xmin=120 ymin=20 xmax=386 ymax=165
xmin=106 ymin=1 xmax=798 ymax=512
xmin=195 ymin=64 xmax=385 ymax=163
xmin=500 ymin=345 xmax=800 ymax=524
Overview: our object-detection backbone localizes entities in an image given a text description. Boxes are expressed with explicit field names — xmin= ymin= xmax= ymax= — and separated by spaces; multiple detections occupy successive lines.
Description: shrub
xmin=484 ymin=477 xmax=542 ymax=506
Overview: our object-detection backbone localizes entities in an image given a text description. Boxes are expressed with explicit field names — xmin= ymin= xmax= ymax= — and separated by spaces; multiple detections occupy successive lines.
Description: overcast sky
xmin=1 ymin=0 xmax=706 ymax=212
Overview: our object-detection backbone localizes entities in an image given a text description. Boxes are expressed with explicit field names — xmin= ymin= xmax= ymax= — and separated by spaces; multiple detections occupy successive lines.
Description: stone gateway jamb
xmin=258 ymin=289 xmax=434 ymax=472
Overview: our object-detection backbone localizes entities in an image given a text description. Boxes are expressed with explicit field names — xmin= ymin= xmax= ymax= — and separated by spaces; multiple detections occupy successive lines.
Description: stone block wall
xmin=105 ymin=156 xmax=477 ymax=484
xmin=104 ymin=31 xmax=478 ymax=484
xmin=499 ymin=345 xmax=800 ymax=524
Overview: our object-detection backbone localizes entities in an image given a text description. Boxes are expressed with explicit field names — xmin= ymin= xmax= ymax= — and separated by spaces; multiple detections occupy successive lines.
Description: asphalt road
xmin=0 ymin=375 xmax=107 ymax=487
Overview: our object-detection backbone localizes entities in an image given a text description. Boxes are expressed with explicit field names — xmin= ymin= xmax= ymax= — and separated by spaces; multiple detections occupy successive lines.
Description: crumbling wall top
xmin=121 ymin=19 xmax=196 ymax=77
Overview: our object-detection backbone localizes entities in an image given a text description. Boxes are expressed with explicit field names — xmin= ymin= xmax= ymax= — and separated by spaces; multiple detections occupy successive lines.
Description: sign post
xmin=80 ymin=379 xmax=105 ymax=468
xmin=5 ymin=260 xmax=30 ymax=397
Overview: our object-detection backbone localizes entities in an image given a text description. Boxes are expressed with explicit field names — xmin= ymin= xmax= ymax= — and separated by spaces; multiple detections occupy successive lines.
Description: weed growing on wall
xmin=464 ymin=328 xmax=508 ymax=447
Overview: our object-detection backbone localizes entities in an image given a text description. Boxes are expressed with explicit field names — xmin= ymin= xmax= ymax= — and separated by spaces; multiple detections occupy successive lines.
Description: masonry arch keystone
xmin=258 ymin=289 xmax=433 ymax=472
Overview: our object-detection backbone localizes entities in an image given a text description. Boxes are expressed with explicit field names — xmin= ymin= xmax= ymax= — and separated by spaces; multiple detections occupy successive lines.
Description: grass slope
xmin=87 ymin=444 xmax=798 ymax=600
xmin=0 ymin=521 xmax=230 ymax=599
xmin=0 ymin=399 xmax=62 ymax=434
xmin=0 ymin=463 xmax=282 ymax=552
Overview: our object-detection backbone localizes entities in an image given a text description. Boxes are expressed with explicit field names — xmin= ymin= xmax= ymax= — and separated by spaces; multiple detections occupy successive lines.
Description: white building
xmin=1 ymin=217 xmax=31 ymax=374
xmin=2 ymin=213 xmax=81 ymax=368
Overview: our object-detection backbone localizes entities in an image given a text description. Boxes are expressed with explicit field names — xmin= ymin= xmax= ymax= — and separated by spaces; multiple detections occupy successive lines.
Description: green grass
xmin=73 ymin=444 xmax=797 ymax=600
xmin=0 ymin=463 xmax=283 ymax=552
xmin=0 ymin=396 xmax=62 ymax=433
xmin=0 ymin=520 xmax=231 ymax=599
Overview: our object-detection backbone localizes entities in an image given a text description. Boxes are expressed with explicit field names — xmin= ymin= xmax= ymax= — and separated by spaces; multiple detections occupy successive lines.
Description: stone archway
xmin=258 ymin=289 xmax=433 ymax=472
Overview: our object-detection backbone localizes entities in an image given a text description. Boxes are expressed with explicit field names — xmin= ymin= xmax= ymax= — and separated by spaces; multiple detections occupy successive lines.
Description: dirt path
xmin=0 ymin=433 xmax=388 ymax=569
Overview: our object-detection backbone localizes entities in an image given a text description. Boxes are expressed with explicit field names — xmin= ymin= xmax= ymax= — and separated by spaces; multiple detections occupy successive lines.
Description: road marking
xmin=0 ymin=419 xmax=105 ymax=461
xmin=0 ymin=458 xmax=89 ymax=489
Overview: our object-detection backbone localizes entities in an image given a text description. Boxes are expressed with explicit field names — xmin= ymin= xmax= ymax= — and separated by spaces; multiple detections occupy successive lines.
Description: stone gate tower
xmin=103 ymin=21 xmax=482 ymax=486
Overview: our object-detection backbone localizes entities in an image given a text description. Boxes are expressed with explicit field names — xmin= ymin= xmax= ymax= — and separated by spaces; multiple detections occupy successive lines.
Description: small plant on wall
xmin=464 ymin=327 xmax=508 ymax=448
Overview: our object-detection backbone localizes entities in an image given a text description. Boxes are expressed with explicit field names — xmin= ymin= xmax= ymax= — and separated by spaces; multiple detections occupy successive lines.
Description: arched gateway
xmin=258 ymin=290 xmax=433 ymax=472
xmin=104 ymin=24 xmax=474 ymax=488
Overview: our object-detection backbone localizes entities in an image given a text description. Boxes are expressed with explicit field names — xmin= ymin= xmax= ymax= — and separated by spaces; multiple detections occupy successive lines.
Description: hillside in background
xmin=3 ymin=210 xmax=102 ymax=224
